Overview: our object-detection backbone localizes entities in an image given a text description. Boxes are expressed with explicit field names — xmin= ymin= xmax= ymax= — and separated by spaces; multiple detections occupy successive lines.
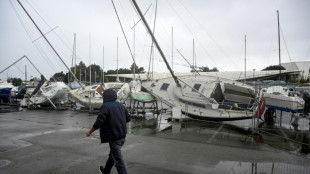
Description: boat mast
xmin=116 ymin=37 xmax=119 ymax=82
xmin=17 ymin=0 xmax=84 ymax=88
xmin=192 ymin=39 xmax=196 ymax=73
xmin=25 ymin=65 xmax=27 ymax=82
xmin=111 ymin=0 xmax=139 ymax=80
xmin=89 ymin=33 xmax=91 ymax=86
xmin=171 ymin=26 xmax=174 ymax=72
xmin=102 ymin=46 xmax=105 ymax=83
xmin=277 ymin=10 xmax=281 ymax=80
xmin=70 ymin=33 xmax=77 ymax=82
xmin=131 ymin=0 xmax=181 ymax=87
xmin=74 ymin=33 xmax=77 ymax=76
xmin=244 ymin=35 xmax=246 ymax=84
xmin=133 ymin=21 xmax=136 ymax=79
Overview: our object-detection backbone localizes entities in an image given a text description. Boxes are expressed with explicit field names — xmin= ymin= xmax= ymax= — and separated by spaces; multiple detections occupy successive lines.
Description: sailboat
xmin=69 ymin=82 xmax=130 ymax=109
xmin=130 ymin=79 xmax=154 ymax=102
xmin=69 ymin=40 xmax=130 ymax=109
xmin=0 ymin=80 xmax=14 ymax=103
xmin=128 ymin=17 xmax=154 ymax=103
xmin=262 ymin=86 xmax=304 ymax=112
xmin=28 ymin=79 xmax=69 ymax=108
xmin=0 ymin=55 xmax=69 ymax=108
xmin=261 ymin=11 xmax=305 ymax=113
xmin=130 ymin=0 xmax=263 ymax=121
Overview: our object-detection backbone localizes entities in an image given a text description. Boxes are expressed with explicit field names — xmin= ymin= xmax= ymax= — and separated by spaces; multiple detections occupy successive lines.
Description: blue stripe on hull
xmin=266 ymin=105 xmax=304 ymax=113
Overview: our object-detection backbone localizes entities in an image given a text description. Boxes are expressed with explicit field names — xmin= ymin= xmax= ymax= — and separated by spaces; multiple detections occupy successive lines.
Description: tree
xmin=198 ymin=66 xmax=219 ymax=72
xmin=50 ymin=71 xmax=66 ymax=82
xmin=49 ymin=61 xmax=146 ymax=83
xmin=130 ymin=63 xmax=145 ymax=73
xmin=7 ymin=78 xmax=22 ymax=86
xmin=137 ymin=67 xmax=145 ymax=73
xmin=200 ymin=66 xmax=210 ymax=72
xmin=130 ymin=63 xmax=138 ymax=73
xmin=211 ymin=67 xmax=219 ymax=72
xmin=262 ymin=65 xmax=285 ymax=71
xmin=80 ymin=64 xmax=103 ymax=84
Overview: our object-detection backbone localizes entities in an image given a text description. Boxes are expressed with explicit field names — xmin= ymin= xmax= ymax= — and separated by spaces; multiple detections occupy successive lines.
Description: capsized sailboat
xmin=27 ymin=76 xmax=69 ymax=108
xmin=142 ymin=75 xmax=260 ymax=120
xmin=69 ymin=82 xmax=130 ymax=109
xmin=130 ymin=0 xmax=263 ymax=121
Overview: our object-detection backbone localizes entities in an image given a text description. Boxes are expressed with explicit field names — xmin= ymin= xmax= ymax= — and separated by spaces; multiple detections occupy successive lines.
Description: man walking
xmin=86 ymin=88 xmax=131 ymax=174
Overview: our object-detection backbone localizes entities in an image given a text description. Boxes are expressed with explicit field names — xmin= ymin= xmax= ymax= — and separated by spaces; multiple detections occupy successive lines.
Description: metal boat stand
xmin=128 ymin=98 xmax=159 ymax=117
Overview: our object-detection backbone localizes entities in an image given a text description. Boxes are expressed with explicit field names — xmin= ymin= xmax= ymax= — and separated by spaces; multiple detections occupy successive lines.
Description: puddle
xmin=1 ymin=104 xmax=309 ymax=157
xmin=211 ymin=161 xmax=310 ymax=174
xmin=0 ymin=160 xmax=11 ymax=168
xmin=128 ymin=112 xmax=310 ymax=156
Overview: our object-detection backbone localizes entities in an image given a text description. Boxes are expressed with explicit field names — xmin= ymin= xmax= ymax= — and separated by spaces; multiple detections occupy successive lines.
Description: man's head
xmin=103 ymin=88 xmax=117 ymax=102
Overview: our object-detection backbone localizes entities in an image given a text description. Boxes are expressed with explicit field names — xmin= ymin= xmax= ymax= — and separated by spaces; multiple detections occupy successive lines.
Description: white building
xmin=282 ymin=61 xmax=310 ymax=80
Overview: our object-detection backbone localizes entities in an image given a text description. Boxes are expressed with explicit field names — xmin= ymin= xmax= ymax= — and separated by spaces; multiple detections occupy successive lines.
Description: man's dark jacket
xmin=93 ymin=88 xmax=131 ymax=143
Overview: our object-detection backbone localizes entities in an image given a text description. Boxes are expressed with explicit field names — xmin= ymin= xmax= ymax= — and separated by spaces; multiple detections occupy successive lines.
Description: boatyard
xmin=1 ymin=104 xmax=310 ymax=174
xmin=1 ymin=0 xmax=310 ymax=173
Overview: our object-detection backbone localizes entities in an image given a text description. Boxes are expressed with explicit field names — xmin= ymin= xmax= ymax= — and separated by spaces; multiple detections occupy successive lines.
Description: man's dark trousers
xmin=103 ymin=138 xmax=127 ymax=174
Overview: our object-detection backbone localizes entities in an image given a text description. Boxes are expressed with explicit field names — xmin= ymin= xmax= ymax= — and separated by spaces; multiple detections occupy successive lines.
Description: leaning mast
xmin=277 ymin=10 xmax=281 ymax=80
xmin=131 ymin=0 xmax=181 ymax=87
xmin=17 ymin=0 xmax=84 ymax=89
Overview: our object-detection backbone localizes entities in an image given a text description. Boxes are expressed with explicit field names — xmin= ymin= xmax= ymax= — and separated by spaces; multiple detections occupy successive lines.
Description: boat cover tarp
xmin=31 ymin=74 xmax=46 ymax=96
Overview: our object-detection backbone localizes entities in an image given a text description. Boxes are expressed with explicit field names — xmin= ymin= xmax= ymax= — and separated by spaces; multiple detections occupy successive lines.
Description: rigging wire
xmin=10 ymin=1 xmax=70 ymax=80
xmin=280 ymin=25 xmax=292 ymax=63
xmin=165 ymin=1 xmax=217 ymax=67
xmin=131 ymin=4 xmax=152 ymax=30
xmin=117 ymin=0 xmax=152 ymax=72
xmin=27 ymin=0 xmax=76 ymax=79
xmin=27 ymin=0 xmax=72 ymax=51
xmin=13 ymin=64 xmax=25 ymax=74
xmin=264 ymin=19 xmax=278 ymax=66
xmin=147 ymin=0 xmax=158 ymax=80
xmin=129 ymin=0 xmax=160 ymax=72
xmin=9 ymin=1 xmax=60 ymax=75
xmin=111 ymin=0 xmax=141 ymax=80
xmin=176 ymin=0 xmax=237 ymax=67
xmin=169 ymin=1 xmax=216 ymax=64
xmin=17 ymin=0 xmax=81 ymax=86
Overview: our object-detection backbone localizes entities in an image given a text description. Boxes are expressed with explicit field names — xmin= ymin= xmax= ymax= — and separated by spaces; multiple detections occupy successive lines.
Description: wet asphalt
xmin=1 ymin=105 xmax=310 ymax=174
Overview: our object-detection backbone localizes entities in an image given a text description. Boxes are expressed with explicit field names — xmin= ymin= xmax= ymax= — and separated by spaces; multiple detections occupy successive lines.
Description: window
xmin=160 ymin=83 xmax=170 ymax=90
xmin=192 ymin=84 xmax=201 ymax=91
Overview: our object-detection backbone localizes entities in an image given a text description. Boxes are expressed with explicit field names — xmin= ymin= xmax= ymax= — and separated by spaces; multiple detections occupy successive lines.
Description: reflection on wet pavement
xmin=129 ymin=111 xmax=310 ymax=157
xmin=213 ymin=161 xmax=310 ymax=174
xmin=1 ymin=105 xmax=310 ymax=173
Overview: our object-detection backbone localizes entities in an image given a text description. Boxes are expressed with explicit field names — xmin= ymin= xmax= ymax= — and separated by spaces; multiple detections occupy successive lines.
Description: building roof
xmin=282 ymin=61 xmax=310 ymax=78
xmin=106 ymin=70 xmax=300 ymax=81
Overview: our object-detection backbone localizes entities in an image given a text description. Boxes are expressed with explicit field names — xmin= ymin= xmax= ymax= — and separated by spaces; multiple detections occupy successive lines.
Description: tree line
xmin=50 ymin=61 xmax=145 ymax=84
xmin=12 ymin=62 xmax=305 ymax=86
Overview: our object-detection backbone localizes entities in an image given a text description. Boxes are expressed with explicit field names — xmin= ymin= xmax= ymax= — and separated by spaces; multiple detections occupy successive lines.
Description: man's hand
xmin=86 ymin=131 xmax=92 ymax=136
xmin=86 ymin=127 xmax=95 ymax=136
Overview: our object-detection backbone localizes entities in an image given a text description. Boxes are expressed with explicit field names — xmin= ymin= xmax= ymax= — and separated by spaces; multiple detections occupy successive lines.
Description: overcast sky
xmin=0 ymin=0 xmax=309 ymax=80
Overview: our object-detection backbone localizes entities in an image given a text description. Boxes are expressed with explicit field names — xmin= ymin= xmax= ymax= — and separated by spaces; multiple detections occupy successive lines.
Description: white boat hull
xmin=69 ymin=82 xmax=130 ymax=109
xmin=262 ymin=86 xmax=305 ymax=112
xmin=29 ymin=82 xmax=69 ymax=107
xmin=142 ymin=75 xmax=259 ymax=121
xmin=263 ymin=94 xmax=304 ymax=112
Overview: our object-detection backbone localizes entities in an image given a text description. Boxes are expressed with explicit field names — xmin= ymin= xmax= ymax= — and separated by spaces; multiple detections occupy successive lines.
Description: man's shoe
xmin=99 ymin=166 xmax=104 ymax=174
